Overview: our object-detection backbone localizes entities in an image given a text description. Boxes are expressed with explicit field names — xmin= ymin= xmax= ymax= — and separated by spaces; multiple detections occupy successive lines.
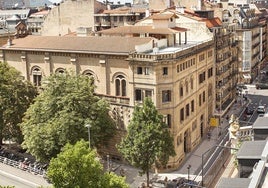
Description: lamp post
xmin=187 ymin=165 xmax=191 ymax=183
xmin=201 ymin=145 xmax=238 ymax=187
xmin=85 ymin=124 xmax=91 ymax=148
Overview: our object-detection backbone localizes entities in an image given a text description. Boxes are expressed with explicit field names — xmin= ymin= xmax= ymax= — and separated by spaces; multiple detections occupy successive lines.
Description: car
xmin=257 ymin=106 xmax=266 ymax=113
xmin=256 ymin=83 xmax=268 ymax=89
xmin=245 ymin=107 xmax=254 ymax=115
xmin=236 ymin=84 xmax=247 ymax=91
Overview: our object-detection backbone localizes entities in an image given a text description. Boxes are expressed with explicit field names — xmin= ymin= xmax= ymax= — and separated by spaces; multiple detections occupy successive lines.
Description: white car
xmin=257 ymin=106 xmax=266 ymax=113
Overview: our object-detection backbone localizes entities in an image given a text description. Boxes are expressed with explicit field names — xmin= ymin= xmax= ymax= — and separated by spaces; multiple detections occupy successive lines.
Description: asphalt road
xmin=0 ymin=163 xmax=51 ymax=188
xmin=239 ymin=84 xmax=268 ymax=126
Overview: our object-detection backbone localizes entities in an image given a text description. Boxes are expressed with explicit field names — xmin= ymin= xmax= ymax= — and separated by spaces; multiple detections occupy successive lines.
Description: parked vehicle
xmin=256 ymin=83 xmax=268 ymax=89
xmin=245 ymin=107 xmax=254 ymax=115
xmin=257 ymin=106 xmax=266 ymax=113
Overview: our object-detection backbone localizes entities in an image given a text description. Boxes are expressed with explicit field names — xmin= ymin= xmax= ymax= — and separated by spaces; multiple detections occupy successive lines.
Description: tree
xmin=0 ymin=62 xmax=37 ymax=144
xmin=20 ymin=72 xmax=115 ymax=162
xmin=47 ymin=140 xmax=128 ymax=188
xmin=117 ymin=98 xmax=175 ymax=187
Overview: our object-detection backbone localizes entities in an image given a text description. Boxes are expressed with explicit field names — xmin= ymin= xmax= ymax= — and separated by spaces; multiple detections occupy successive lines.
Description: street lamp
xmin=201 ymin=145 xmax=238 ymax=187
xmin=85 ymin=124 xmax=91 ymax=148
xmin=187 ymin=165 xmax=191 ymax=183
xmin=187 ymin=164 xmax=191 ymax=184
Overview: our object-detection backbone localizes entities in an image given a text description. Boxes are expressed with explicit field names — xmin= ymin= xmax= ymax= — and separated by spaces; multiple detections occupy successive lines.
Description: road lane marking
xmin=0 ymin=169 xmax=41 ymax=187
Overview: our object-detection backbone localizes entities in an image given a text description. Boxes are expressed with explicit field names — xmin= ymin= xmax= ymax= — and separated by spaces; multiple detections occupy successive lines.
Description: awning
xmin=243 ymin=74 xmax=251 ymax=79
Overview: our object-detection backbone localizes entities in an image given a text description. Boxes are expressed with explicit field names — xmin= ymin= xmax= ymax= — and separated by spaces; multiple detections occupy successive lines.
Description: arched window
xmin=55 ymin=68 xmax=65 ymax=74
xmin=185 ymin=80 xmax=189 ymax=93
xmin=84 ymin=72 xmax=95 ymax=85
xmin=32 ymin=67 xmax=42 ymax=86
xmin=190 ymin=77 xmax=194 ymax=90
xmin=115 ymin=75 xmax=126 ymax=97
xmin=180 ymin=84 xmax=183 ymax=97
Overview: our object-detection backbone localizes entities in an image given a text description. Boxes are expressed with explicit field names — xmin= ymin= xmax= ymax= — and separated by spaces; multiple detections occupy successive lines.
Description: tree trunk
xmin=146 ymin=170 xmax=150 ymax=187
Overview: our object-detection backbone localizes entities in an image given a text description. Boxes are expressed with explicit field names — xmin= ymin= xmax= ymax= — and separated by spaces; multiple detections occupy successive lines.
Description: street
xmin=239 ymin=84 xmax=268 ymax=126
xmin=0 ymin=163 xmax=51 ymax=188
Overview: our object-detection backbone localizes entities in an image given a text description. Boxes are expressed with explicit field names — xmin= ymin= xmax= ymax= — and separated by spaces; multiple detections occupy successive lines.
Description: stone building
xmin=41 ymin=0 xmax=106 ymax=36
xmin=94 ymin=4 xmax=147 ymax=32
xmin=0 ymin=11 xmax=215 ymax=170
xmin=211 ymin=23 xmax=238 ymax=122
xmin=27 ymin=10 xmax=49 ymax=35
xmin=203 ymin=1 xmax=268 ymax=84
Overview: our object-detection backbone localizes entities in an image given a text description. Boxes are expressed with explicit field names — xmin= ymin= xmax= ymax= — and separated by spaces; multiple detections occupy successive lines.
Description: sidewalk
xmin=113 ymin=101 xmax=246 ymax=188
xmin=171 ymin=101 xmax=243 ymax=176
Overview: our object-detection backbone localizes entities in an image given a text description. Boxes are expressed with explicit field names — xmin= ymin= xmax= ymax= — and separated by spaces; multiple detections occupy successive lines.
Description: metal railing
xmin=0 ymin=155 xmax=46 ymax=176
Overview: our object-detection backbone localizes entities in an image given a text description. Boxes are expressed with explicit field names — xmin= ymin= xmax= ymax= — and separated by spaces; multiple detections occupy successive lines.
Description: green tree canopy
xmin=0 ymin=62 xmax=37 ymax=144
xmin=117 ymin=98 xmax=175 ymax=187
xmin=47 ymin=140 xmax=128 ymax=188
xmin=20 ymin=72 xmax=115 ymax=162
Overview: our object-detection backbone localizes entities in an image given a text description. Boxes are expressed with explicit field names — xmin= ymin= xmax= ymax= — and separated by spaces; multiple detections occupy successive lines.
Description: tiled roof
xmin=2 ymin=35 xmax=153 ymax=54
xmin=29 ymin=10 xmax=49 ymax=17
xmin=150 ymin=13 xmax=179 ymax=20
xmin=203 ymin=17 xmax=222 ymax=28
xmin=97 ymin=25 xmax=187 ymax=35
xmin=102 ymin=6 xmax=146 ymax=14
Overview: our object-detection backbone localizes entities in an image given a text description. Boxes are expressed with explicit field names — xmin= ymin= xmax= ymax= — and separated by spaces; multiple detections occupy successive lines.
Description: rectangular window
xmin=192 ymin=120 xmax=197 ymax=131
xmin=208 ymin=50 xmax=213 ymax=57
xmin=135 ymin=89 xmax=142 ymax=101
xmin=145 ymin=90 xmax=152 ymax=98
xmin=203 ymin=91 xmax=206 ymax=102
xmin=208 ymin=67 xmax=213 ymax=78
xmin=180 ymin=86 xmax=183 ymax=97
xmin=144 ymin=67 xmax=150 ymax=75
xmin=186 ymin=104 xmax=190 ymax=117
xmin=113 ymin=17 xmax=117 ymax=22
xmin=33 ymin=75 xmax=42 ymax=86
xmin=180 ymin=108 xmax=184 ymax=122
xmin=137 ymin=67 xmax=143 ymax=74
xmin=199 ymin=71 xmax=206 ymax=84
xmin=191 ymin=100 xmax=194 ymax=112
xmin=163 ymin=67 xmax=168 ymax=75
xmin=163 ymin=114 xmax=171 ymax=128
xmin=162 ymin=90 xmax=171 ymax=102
xmin=199 ymin=73 xmax=202 ymax=84
xmin=199 ymin=94 xmax=202 ymax=106
xmin=199 ymin=53 xmax=205 ymax=61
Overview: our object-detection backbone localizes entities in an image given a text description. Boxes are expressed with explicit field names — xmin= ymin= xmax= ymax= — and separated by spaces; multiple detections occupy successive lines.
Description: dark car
xmin=256 ymin=83 xmax=268 ymax=89
xmin=245 ymin=107 xmax=254 ymax=115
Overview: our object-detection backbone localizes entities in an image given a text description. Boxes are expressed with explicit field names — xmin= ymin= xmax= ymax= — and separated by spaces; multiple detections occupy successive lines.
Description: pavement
xmin=109 ymin=97 xmax=248 ymax=188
